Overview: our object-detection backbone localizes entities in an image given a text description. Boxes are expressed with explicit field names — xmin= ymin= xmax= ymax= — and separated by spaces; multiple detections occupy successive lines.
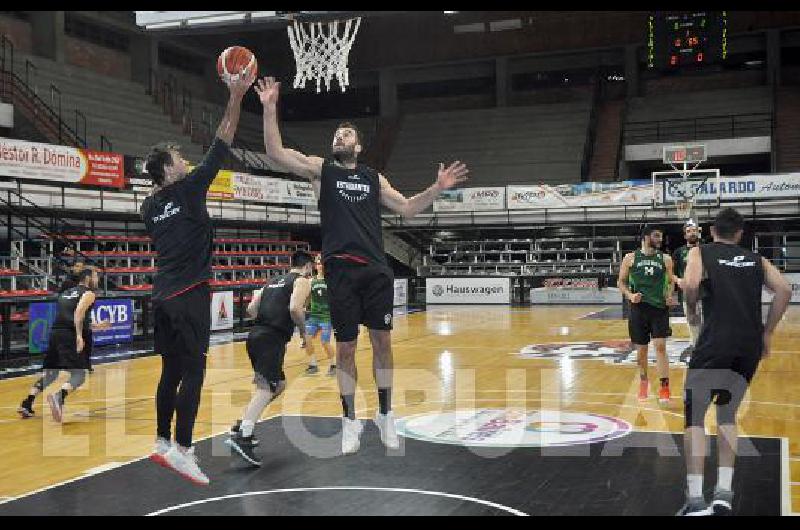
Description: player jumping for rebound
xmin=254 ymin=76 xmax=469 ymax=454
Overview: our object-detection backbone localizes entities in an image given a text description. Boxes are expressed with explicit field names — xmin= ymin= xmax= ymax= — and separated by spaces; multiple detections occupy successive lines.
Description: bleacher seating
xmin=5 ymin=50 xmax=206 ymax=161
xmin=385 ymin=99 xmax=593 ymax=194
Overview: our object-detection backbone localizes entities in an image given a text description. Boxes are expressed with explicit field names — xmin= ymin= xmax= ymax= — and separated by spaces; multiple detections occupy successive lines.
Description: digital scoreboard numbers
xmin=648 ymin=11 xmax=727 ymax=70
xmin=663 ymin=145 xmax=707 ymax=165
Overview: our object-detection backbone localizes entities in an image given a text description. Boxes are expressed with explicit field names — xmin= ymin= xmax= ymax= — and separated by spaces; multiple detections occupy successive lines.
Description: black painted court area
xmin=0 ymin=416 xmax=782 ymax=516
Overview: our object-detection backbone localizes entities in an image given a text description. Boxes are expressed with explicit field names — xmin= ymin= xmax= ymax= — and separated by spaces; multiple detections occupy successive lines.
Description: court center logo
xmin=396 ymin=409 xmax=631 ymax=447
xmin=517 ymin=339 xmax=690 ymax=365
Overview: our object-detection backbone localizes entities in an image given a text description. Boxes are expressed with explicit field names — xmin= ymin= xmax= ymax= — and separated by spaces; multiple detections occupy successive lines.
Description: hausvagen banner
xmin=507 ymin=181 xmax=653 ymax=209
xmin=0 ymin=137 xmax=125 ymax=188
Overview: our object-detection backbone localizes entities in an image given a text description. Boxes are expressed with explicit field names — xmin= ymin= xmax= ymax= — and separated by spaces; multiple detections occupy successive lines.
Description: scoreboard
xmin=648 ymin=11 xmax=727 ymax=70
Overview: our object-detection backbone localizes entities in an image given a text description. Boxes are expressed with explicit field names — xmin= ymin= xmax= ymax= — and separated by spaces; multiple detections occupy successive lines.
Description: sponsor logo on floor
xmin=517 ymin=339 xmax=691 ymax=366
xmin=396 ymin=409 xmax=632 ymax=447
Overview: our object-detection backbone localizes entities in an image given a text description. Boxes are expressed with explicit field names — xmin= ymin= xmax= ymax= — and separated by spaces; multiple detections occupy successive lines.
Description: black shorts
xmin=325 ymin=258 xmax=394 ymax=342
xmin=628 ymin=302 xmax=670 ymax=345
xmin=246 ymin=326 xmax=289 ymax=392
xmin=684 ymin=353 xmax=761 ymax=427
xmin=153 ymin=283 xmax=211 ymax=359
xmin=49 ymin=328 xmax=84 ymax=369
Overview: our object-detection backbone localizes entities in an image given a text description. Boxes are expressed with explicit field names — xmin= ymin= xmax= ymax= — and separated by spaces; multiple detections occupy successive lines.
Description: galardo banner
xmin=0 ymin=137 xmax=124 ymax=188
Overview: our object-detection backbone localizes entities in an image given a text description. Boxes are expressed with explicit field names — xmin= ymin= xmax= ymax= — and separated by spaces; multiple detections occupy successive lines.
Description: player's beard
xmin=332 ymin=145 xmax=357 ymax=165
xmin=687 ymin=235 xmax=699 ymax=244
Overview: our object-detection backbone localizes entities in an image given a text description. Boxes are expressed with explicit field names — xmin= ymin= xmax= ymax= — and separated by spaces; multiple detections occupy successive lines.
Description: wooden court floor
xmin=1 ymin=305 xmax=798 ymax=513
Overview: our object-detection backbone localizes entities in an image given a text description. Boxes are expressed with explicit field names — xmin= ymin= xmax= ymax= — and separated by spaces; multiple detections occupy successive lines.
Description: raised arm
xmin=254 ymin=77 xmax=323 ymax=185
xmin=379 ymin=162 xmax=469 ymax=219
xmin=189 ymin=71 xmax=255 ymax=191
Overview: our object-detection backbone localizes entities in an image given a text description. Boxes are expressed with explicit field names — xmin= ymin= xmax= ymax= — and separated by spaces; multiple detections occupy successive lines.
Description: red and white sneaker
xmin=638 ymin=379 xmax=649 ymax=401
xmin=160 ymin=445 xmax=210 ymax=486
xmin=149 ymin=437 xmax=172 ymax=468
xmin=658 ymin=385 xmax=671 ymax=406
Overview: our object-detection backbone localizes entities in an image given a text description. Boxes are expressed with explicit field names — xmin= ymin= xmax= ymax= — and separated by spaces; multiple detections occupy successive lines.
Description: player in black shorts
xmin=226 ymin=251 xmax=314 ymax=466
xmin=672 ymin=220 xmax=702 ymax=361
xmin=677 ymin=208 xmax=791 ymax=516
xmin=618 ymin=226 xmax=677 ymax=405
xmin=17 ymin=267 xmax=107 ymax=422
xmin=254 ymin=76 xmax=469 ymax=454
xmin=142 ymin=70 xmax=253 ymax=485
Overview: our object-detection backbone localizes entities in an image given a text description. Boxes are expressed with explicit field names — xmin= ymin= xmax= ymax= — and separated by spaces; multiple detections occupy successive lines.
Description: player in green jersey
xmin=303 ymin=254 xmax=336 ymax=376
xmin=618 ymin=226 xmax=677 ymax=406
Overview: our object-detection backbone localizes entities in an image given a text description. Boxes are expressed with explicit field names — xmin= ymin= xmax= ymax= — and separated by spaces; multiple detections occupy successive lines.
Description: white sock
xmin=687 ymin=474 xmax=703 ymax=498
xmin=718 ymin=467 xmax=734 ymax=491
xmin=241 ymin=388 xmax=273 ymax=436
xmin=240 ymin=419 xmax=256 ymax=438
xmin=309 ymin=355 xmax=317 ymax=366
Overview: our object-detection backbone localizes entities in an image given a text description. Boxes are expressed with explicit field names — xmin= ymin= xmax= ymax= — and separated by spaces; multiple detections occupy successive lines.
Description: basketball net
xmin=287 ymin=17 xmax=361 ymax=93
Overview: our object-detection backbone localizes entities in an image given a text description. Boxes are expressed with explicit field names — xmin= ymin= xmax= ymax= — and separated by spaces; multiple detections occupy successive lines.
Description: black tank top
xmin=53 ymin=285 xmax=91 ymax=332
xmin=255 ymin=272 xmax=300 ymax=339
xmin=319 ymin=159 xmax=386 ymax=265
xmin=696 ymin=242 xmax=764 ymax=355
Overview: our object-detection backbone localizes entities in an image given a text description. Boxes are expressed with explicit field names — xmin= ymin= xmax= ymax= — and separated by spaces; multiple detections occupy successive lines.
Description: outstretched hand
xmin=254 ymin=76 xmax=281 ymax=107
xmin=226 ymin=68 xmax=257 ymax=99
xmin=436 ymin=161 xmax=469 ymax=191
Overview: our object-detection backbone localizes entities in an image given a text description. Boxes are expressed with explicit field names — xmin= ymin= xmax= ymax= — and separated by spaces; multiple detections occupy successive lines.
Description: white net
xmin=287 ymin=17 xmax=361 ymax=93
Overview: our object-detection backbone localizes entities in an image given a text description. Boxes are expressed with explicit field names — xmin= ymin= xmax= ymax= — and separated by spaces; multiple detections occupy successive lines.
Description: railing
xmin=74 ymin=109 xmax=87 ymax=148
xmin=100 ymin=134 xmax=113 ymax=152
xmin=624 ymin=112 xmax=773 ymax=144
xmin=24 ymin=59 xmax=36 ymax=93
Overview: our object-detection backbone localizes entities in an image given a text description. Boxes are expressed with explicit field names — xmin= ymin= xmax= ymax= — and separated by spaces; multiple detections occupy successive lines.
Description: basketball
xmin=216 ymin=46 xmax=257 ymax=84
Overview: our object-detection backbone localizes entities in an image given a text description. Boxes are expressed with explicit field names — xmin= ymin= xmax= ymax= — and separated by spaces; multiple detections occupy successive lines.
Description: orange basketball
xmin=216 ymin=46 xmax=257 ymax=84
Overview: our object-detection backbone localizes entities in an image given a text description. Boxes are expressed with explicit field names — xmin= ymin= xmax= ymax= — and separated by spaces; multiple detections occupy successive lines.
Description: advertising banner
xmin=28 ymin=302 xmax=57 ymax=354
xmin=507 ymin=181 xmax=652 ymax=210
xmin=207 ymin=169 xmax=235 ymax=200
xmin=660 ymin=173 xmax=800 ymax=203
xmin=530 ymin=277 xmax=622 ymax=305
xmin=762 ymin=272 xmax=800 ymax=304
xmin=426 ymin=277 xmax=511 ymax=304
xmin=394 ymin=278 xmax=408 ymax=306
xmin=211 ymin=290 xmax=234 ymax=331
xmin=0 ymin=137 xmax=124 ymax=188
xmin=90 ymin=299 xmax=134 ymax=346
xmin=434 ymin=187 xmax=506 ymax=212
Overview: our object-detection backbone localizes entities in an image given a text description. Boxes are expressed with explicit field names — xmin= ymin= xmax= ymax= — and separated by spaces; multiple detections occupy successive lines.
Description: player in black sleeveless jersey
xmin=225 ymin=251 xmax=313 ymax=466
xmin=254 ymin=76 xmax=469 ymax=454
xmin=676 ymin=208 xmax=791 ymax=516
xmin=142 ymin=71 xmax=254 ymax=486
xmin=17 ymin=267 xmax=108 ymax=422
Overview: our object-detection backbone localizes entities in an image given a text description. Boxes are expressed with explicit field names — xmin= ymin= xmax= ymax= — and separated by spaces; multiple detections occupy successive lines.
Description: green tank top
xmin=628 ymin=249 xmax=668 ymax=309
xmin=674 ymin=245 xmax=691 ymax=278
xmin=309 ymin=277 xmax=330 ymax=320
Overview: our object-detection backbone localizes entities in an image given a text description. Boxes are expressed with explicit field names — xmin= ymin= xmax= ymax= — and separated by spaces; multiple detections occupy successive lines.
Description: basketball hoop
xmin=287 ymin=16 xmax=361 ymax=93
